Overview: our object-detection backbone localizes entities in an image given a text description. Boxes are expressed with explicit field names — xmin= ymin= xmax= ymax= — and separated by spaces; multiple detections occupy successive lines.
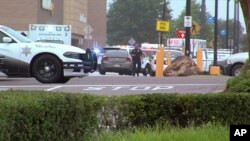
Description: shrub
xmin=99 ymin=93 xmax=250 ymax=130
xmin=0 ymin=91 xmax=103 ymax=141
xmin=1 ymin=91 xmax=250 ymax=140
xmin=225 ymin=59 xmax=250 ymax=92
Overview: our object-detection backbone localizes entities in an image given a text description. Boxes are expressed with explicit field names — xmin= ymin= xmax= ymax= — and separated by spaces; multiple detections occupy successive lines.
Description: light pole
xmin=226 ymin=0 xmax=230 ymax=49
xmin=233 ymin=0 xmax=240 ymax=53
xmin=214 ymin=0 xmax=218 ymax=66
xmin=200 ymin=0 xmax=206 ymax=39
xmin=185 ymin=0 xmax=191 ymax=57
xmin=160 ymin=0 xmax=166 ymax=45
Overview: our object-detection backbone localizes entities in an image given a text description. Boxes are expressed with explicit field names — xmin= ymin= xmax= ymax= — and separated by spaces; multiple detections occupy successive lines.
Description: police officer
xmin=130 ymin=43 xmax=143 ymax=76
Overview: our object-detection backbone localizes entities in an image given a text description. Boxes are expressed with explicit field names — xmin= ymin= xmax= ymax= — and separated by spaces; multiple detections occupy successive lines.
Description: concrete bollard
xmin=155 ymin=47 xmax=164 ymax=77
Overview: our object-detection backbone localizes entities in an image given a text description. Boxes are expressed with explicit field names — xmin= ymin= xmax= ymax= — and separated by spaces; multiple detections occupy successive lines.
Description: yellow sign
xmin=156 ymin=20 xmax=169 ymax=32
xmin=190 ymin=21 xmax=201 ymax=36
xmin=208 ymin=39 xmax=214 ymax=48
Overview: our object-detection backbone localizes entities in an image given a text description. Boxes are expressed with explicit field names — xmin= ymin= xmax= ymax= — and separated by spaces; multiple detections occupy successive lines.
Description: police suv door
xmin=0 ymin=30 xmax=19 ymax=76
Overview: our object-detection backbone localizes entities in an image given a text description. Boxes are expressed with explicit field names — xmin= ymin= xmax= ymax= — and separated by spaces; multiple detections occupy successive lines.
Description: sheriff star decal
xmin=21 ymin=46 xmax=31 ymax=56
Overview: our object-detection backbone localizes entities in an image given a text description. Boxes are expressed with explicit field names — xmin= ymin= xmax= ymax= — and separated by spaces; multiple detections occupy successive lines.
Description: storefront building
xmin=0 ymin=0 xmax=106 ymax=49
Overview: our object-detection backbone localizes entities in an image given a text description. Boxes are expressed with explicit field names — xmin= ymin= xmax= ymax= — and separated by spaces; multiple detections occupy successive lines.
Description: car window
xmin=105 ymin=50 xmax=128 ymax=57
xmin=206 ymin=52 xmax=214 ymax=59
xmin=0 ymin=31 xmax=16 ymax=43
xmin=142 ymin=49 xmax=157 ymax=58
xmin=0 ymin=31 xmax=5 ymax=43
xmin=0 ymin=26 xmax=33 ymax=43
xmin=164 ymin=50 xmax=183 ymax=58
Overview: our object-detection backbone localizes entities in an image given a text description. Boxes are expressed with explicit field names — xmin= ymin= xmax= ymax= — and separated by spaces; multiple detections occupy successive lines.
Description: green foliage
xmin=226 ymin=77 xmax=250 ymax=92
xmin=100 ymin=93 xmax=250 ymax=130
xmin=0 ymin=91 xmax=102 ymax=141
xmin=169 ymin=0 xmax=245 ymax=49
xmin=1 ymin=91 xmax=250 ymax=140
xmin=240 ymin=34 xmax=250 ymax=52
xmin=93 ymin=124 xmax=229 ymax=141
xmin=169 ymin=0 xmax=213 ymax=41
xmin=226 ymin=60 xmax=250 ymax=92
xmin=107 ymin=0 xmax=172 ymax=45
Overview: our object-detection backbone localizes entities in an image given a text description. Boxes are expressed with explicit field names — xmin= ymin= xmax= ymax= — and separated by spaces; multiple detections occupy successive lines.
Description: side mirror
xmin=3 ymin=37 xmax=12 ymax=43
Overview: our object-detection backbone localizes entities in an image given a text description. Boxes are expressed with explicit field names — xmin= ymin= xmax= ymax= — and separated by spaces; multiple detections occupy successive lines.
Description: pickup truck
xmin=0 ymin=25 xmax=97 ymax=83
xmin=223 ymin=52 xmax=249 ymax=76
xmin=193 ymin=49 xmax=232 ymax=73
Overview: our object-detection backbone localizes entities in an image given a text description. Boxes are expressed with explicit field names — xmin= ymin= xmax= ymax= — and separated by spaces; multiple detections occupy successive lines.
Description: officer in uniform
xmin=130 ymin=43 xmax=143 ymax=76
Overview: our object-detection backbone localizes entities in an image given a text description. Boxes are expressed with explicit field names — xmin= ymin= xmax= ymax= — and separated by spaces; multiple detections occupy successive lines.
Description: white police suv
xmin=0 ymin=25 xmax=97 ymax=83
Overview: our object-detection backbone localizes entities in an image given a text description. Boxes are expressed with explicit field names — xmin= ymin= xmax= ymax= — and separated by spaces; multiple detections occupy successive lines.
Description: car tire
xmin=143 ymin=65 xmax=151 ymax=76
xmin=150 ymin=71 xmax=155 ymax=77
xmin=128 ymin=71 xmax=133 ymax=75
xmin=231 ymin=64 xmax=243 ymax=76
xmin=142 ymin=69 xmax=147 ymax=76
xmin=99 ymin=68 xmax=106 ymax=75
xmin=32 ymin=55 xmax=62 ymax=83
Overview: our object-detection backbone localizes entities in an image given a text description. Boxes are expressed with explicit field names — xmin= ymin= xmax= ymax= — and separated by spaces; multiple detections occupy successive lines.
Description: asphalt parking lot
xmin=0 ymin=72 xmax=231 ymax=95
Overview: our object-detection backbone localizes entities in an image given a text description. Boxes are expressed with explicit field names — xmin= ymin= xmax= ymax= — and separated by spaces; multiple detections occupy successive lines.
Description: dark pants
xmin=132 ymin=60 xmax=141 ymax=76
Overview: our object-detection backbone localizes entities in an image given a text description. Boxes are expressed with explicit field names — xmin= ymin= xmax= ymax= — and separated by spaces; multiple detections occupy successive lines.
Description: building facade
xmin=0 ymin=0 xmax=106 ymax=49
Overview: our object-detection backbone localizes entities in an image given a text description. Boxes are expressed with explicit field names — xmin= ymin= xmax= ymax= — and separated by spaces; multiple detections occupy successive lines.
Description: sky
xmin=107 ymin=0 xmax=246 ymax=32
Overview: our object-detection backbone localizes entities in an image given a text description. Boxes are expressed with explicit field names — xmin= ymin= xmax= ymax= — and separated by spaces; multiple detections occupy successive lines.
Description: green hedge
xmin=0 ymin=91 xmax=102 ymax=141
xmin=1 ymin=91 xmax=250 ymax=140
xmin=100 ymin=93 xmax=250 ymax=130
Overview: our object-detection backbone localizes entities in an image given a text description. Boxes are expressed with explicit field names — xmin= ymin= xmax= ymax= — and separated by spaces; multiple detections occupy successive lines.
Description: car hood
xmin=228 ymin=52 xmax=248 ymax=60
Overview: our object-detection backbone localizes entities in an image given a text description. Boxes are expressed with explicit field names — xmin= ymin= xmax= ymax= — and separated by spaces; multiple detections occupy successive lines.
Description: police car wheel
xmin=32 ymin=55 xmax=62 ymax=83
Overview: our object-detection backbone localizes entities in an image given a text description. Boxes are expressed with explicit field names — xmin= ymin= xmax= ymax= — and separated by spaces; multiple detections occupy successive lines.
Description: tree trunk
xmin=239 ymin=0 xmax=250 ymax=58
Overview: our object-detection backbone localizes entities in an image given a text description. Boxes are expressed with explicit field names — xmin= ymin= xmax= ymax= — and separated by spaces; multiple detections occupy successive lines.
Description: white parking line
xmin=61 ymin=84 xmax=224 ymax=87
xmin=46 ymin=86 xmax=62 ymax=91
xmin=0 ymin=83 xmax=224 ymax=93
xmin=0 ymin=83 xmax=224 ymax=88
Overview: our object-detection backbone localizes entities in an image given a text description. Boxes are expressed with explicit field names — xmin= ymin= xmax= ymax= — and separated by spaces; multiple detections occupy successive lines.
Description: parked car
xmin=97 ymin=47 xmax=121 ymax=70
xmin=149 ymin=49 xmax=184 ymax=76
xmin=98 ymin=49 xmax=133 ymax=75
xmin=223 ymin=52 xmax=249 ymax=76
xmin=140 ymin=48 xmax=157 ymax=76
xmin=192 ymin=48 xmax=232 ymax=73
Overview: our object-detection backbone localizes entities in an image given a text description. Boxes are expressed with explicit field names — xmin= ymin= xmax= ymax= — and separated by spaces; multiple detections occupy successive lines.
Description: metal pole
xmin=226 ymin=0 xmax=230 ymax=49
xmin=201 ymin=0 xmax=206 ymax=39
xmin=236 ymin=1 xmax=240 ymax=53
xmin=213 ymin=0 xmax=218 ymax=66
xmin=233 ymin=0 xmax=236 ymax=53
xmin=185 ymin=0 xmax=191 ymax=56
xmin=160 ymin=1 xmax=166 ymax=45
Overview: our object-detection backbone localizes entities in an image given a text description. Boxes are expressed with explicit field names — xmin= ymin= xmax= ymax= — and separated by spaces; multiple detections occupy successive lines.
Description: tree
xmin=217 ymin=19 xmax=244 ymax=50
xmin=240 ymin=34 xmax=249 ymax=52
xmin=169 ymin=0 xmax=213 ymax=42
xmin=239 ymin=0 xmax=250 ymax=58
xmin=107 ymin=0 xmax=172 ymax=45
xmin=169 ymin=0 xmax=245 ymax=50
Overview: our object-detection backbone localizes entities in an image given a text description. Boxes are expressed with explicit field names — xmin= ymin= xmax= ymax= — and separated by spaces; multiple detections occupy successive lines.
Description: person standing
xmin=130 ymin=43 xmax=143 ymax=76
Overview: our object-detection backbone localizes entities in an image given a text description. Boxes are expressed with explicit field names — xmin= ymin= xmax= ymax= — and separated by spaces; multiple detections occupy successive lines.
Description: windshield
xmin=164 ymin=51 xmax=184 ymax=58
xmin=1 ymin=26 xmax=33 ymax=43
